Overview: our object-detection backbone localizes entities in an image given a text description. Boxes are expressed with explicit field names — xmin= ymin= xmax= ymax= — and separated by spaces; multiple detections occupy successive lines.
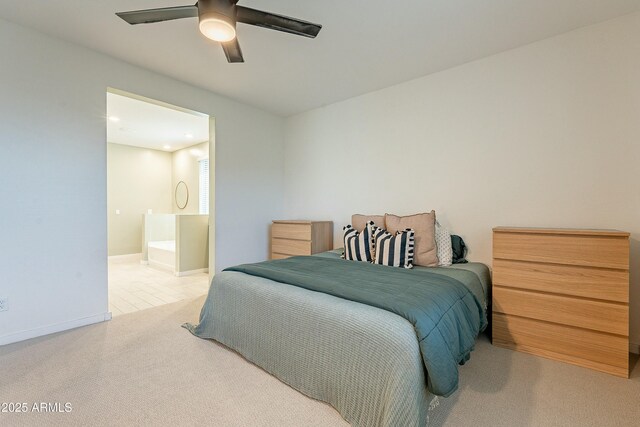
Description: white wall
xmin=0 ymin=18 xmax=284 ymax=345
xmin=283 ymin=13 xmax=640 ymax=350
xmin=107 ymin=143 xmax=173 ymax=256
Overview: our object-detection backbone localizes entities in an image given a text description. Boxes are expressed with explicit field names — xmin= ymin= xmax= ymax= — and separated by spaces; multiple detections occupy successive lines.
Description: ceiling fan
xmin=116 ymin=0 xmax=322 ymax=63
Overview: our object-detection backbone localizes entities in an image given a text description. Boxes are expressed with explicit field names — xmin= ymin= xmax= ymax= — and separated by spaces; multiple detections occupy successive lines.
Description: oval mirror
xmin=175 ymin=181 xmax=189 ymax=210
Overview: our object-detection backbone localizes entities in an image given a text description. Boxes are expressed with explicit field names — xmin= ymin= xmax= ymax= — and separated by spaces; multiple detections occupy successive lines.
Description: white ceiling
xmin=2 ymin=1 xmax=640 ymax=116
xmin=107 ymin=92 xmax=209 ymax=152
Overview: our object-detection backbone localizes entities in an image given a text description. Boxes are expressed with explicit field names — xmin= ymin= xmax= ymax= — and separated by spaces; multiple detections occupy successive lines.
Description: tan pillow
xmin=351 ymin=214 xmax=385 ymax=231
xmin=385 ymin=211 xmax=438 ymax=267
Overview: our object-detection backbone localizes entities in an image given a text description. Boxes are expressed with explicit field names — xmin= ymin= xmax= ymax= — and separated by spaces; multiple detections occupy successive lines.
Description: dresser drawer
xmin=271 ymin=220 xmax=333 ymax=260
xmin=493 ymin=231 xmax=629 ymax=269
xmin=493 ymin=287 xmax=628 ymax=336
xmin=493 ymin=313 xmax=628 ymax=377
xmin=493 ymin=259 xmax=628 ymax=303
xmin=272 ymin=238 xmax=312 ymax=256
xmin=272 ymin=223 xmax=311 ymax=241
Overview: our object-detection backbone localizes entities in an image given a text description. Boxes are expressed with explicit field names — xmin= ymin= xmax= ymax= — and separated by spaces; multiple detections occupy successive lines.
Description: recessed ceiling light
xmin=185 ymin=133 xmax=194 ymax=139
xmin=164 ymin=145 xmax=171 ymax=150
xmin=108 ymin=116 xmax=120 ymax=122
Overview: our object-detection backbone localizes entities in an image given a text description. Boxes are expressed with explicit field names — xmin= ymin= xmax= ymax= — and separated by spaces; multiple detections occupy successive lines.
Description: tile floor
xmin=108 ymin=254 xmax=210 ymax=317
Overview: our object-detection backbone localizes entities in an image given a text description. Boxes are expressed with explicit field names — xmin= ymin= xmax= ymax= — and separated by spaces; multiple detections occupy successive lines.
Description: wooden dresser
xmin=271 ymin=220 xmax=333 ymax=260
xmin=492 ymin=227 xmax=630 ymax=377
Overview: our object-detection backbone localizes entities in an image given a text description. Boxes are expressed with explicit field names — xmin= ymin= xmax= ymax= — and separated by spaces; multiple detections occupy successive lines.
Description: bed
xmin=185 ymin=249 xmax=489 ymax=426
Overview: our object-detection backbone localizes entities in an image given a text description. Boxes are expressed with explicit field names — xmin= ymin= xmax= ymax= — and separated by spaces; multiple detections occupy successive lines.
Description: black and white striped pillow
xmin=373 ymin=228 xmax=415 ymax=268
xmin=342 ymin=221 xmax=376 ymax=262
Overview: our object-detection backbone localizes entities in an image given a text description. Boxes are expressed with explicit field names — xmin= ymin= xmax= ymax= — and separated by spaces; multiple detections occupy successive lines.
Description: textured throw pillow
xmin=372 ymin=228 xmax=415 ymax=268
xmin=342 ymin=221 xmax=376 ymax=262
xmin=385 ymin=211 xmax=438 ymax=267
xmin=352 ymin=214 xmax=385 ymax=232
xmin=435 ymin=221 xmax=453 ymax=267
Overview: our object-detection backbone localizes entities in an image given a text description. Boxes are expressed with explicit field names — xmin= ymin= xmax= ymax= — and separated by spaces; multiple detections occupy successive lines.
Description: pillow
xmin=451 ymin=235 xmax=468 ymax=264
xmin=385 ymin=211 xmax=438 ymax=267
xmin=342 ymin=221 xmax=376 ymax=262
xmin=352 ymin=214 xmax=385 ymax=232
xmin=372 ymin=228 xmax=415 ymax=268
xmin=435 ymin=221 xmax=453 ymax=267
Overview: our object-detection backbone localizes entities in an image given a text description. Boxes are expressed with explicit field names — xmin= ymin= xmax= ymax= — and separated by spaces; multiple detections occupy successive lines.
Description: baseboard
xmin=140 ymin=260 xmax=149 ymax=265
xmin=630 ymin=342 xmax=640 ymax=355
xmin=0 ymin=312 xmax=112 ymax=347
xmin=175 ymin=268 xmax=209 ymax=277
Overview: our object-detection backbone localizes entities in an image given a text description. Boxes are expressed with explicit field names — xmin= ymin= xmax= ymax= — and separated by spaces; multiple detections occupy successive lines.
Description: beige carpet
xmin=0 ymin=298 xmax=638 ymax=427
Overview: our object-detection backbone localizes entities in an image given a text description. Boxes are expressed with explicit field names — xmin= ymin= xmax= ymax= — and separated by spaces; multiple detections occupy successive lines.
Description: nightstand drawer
xmin=272 ymin=223 xmax=311 ymax=241
xmin=493 ymin=313 xmax=628 ymax=377
xmin=271 ymin=221 xmax=333 ymax=260
xmin=493 ymin=259 xmax=628 ymax=303
xmin=493 ymin=286 xmax=628 ymax=336
xmin=272 ymin=238 xmax=312 ymax=256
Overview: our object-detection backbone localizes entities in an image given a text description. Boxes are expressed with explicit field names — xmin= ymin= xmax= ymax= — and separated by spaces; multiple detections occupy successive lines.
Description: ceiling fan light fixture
xmin=116 ymin=0 xmax=322 ymax=63
xmin=199 ymin=16 xmax=236 ymax=42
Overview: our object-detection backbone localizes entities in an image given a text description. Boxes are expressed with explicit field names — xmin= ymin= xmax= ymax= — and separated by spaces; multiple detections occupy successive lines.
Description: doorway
xmin=106 ymin=89 xmax=214 ymax=316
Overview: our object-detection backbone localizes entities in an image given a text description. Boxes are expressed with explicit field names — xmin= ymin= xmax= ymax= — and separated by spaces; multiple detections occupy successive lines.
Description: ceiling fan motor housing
xmin=198 ymin=0 xmax=237 ymax=27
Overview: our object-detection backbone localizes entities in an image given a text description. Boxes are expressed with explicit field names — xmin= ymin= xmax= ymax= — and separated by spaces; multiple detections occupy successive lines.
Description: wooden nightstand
xmin=492 ymin=227 xmax=630 ymax=377
xmin=271 ymin=220 xmax=333 ymax=260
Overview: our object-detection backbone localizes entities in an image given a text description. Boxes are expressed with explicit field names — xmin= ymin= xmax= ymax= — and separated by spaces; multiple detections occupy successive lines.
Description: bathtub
xmin=148 ymin=240 xmax=176 ymax=272
xmin=143 ymin=213 xmax=209 ymax=276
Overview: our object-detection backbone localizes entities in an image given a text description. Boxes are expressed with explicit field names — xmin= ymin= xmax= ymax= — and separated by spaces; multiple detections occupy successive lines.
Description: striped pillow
xmin=342 ymin=221 xmax=376 ymax=262
xmin=373 ymin=228 xmax=415 ymax=269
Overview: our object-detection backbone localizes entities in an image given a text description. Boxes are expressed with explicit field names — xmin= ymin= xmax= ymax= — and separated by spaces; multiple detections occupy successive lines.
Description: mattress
xmin=186 ymin=251 xmax=491 ymax=426
xmin=317 ymin=248 xmax=490 ymax=308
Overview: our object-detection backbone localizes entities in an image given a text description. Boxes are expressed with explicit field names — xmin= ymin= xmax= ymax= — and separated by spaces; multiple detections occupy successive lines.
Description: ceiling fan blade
xmin=236 ymin=6 xmax=322 ymax=38
xmin=221 ymin=38 xmax=244 ymax=63
xmin=116 ymin=5 xmax=198 ymax=25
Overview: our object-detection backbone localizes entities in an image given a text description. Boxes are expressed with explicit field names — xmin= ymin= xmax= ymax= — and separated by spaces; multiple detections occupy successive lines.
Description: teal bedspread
xmin=225 ymin=256 xmax=487 ymax=397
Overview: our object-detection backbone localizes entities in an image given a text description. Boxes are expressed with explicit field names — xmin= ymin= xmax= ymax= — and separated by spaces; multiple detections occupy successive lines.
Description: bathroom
xmin=106 ymin=90 xmax=212 ymax=317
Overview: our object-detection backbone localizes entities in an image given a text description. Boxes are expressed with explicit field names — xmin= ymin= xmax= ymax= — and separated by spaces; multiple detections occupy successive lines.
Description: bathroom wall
xmin=176 ymin=214 xmax=209 ymax=274
xmin=108 ymin=141 xmax=210 ymax=256
xmin=172 ymin=141 xmax=209 ymax=214
xmin=107 ymin=143 xmax=173 ymax=256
